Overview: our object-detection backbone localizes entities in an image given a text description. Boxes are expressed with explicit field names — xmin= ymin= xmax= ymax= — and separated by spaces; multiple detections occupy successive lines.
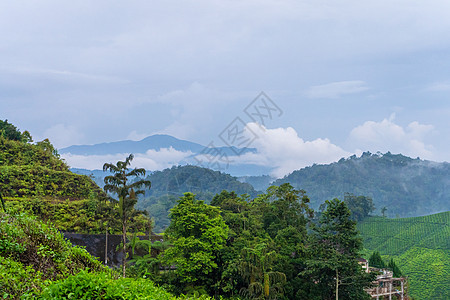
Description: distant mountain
xmin=61 ymin=134 xmax=272 ymax=176
xmin=273 ymin=152 xmax=450 ymax=217
xmin=60 ymin=134 xmax=256 ymax=156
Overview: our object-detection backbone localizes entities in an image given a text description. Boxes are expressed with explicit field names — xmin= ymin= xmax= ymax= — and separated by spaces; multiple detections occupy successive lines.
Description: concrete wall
xmin=63 ymin=233 xmax=164 ymax=267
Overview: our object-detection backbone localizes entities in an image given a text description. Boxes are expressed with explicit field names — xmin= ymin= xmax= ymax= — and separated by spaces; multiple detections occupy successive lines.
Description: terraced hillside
xmin=0 ymin=123 xmax=150 ymax=234
xmin=358 ymin=212 xmax=449 ymax=299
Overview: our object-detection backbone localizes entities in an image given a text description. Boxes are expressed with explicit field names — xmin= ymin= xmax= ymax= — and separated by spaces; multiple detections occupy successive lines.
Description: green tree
xmin=343 ymin=193 xmax=374 ymax=221
xmin=0 ymin=119 xmax=22 ymax=141
xmin=163 ymin=192 xmax=229 ymax=292
xmin=239 ymin=242 xmax=286 ymax=300
xmin=103 ymin=154 xmax=151 ymax=277
xmin=368 ymin=251 xmax=385 ymax=269
xmin=305 ymin=199 xmax=374 ymax=299
xmin=388 ymin=258 xmax=402 ymax=278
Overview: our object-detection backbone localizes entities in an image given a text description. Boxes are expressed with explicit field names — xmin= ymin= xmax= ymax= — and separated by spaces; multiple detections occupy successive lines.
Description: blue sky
xmin=1 ymin=1 xmax=449 ymax=176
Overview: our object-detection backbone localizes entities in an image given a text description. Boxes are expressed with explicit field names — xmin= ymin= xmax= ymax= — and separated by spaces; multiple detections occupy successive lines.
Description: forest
xmin=273 ymin=152 xmax=449 ymax=217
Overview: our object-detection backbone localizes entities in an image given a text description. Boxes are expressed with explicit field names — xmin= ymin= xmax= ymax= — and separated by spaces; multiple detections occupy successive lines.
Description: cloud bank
xmin=348 ymin=114 xmax=434 ymax=159
xmin=62 ymin=147 xmax=193 ymax=170
xmin=233 ymin=123 xmax=350 ymax=178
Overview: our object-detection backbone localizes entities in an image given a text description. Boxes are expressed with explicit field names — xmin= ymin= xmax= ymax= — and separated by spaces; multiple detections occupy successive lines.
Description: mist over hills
xmin=71 ymin=151 xmax=449 ymax=222
xmin=60 ymin=134 xmax=273 ymax=176
xmin=60 ymin=134 xmax=258 ymax=157
xmin=64 ymin=134 xmax=449 ymax=219
xmin=273 ymin=152 xmax=450 ymax=217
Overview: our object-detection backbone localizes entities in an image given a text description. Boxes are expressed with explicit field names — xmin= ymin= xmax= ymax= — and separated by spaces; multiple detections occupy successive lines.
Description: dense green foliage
xmin=368 ymin=251 xmax=385 ymax=269
xmin=0 ymin=120 xmax=30 ymax=142
xmin=152 ymin=185 xmax=373 ymax=299
xmin=0 ymin=212 xmax=104 ymax=298
xmin=367 ymin=251 xmax=402 ymax=277
xmin=0 ymin=130 xmax=151 ymax=235
xmin=0 ymin=212 xmax=211 ymax=300
xmin=163 ymin=193 xmax=229 ymax=287
xmin=305 ymin=199 xmax=373 ymax=299
xmin=4 ymin=197 xmax=150 ymax=234
xmin=342 ymin=194 xmax=374 ymax=221
xmin=0 ymin=137 xmax=105 ymax=199
xmin=274 ymin=152 xmax=450 ymax=217
xmin=38 ymin=270 xmax=179 ymax=300
xmin=136 ymin=165 xmax=257 ymax=232
xmin=358 ymin=212 xmax=450 ymax=299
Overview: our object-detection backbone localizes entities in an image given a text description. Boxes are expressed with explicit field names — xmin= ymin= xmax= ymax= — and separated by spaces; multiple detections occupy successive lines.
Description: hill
xmin=0 ymin=122 xmax=150 ymax=234
xmin=358 ymin=212 xmax=450 ymax=299
xmin=274 ymin=152 xmax=450 ymax=217
xmin=136 ymin=165 xmax=258 ymax=232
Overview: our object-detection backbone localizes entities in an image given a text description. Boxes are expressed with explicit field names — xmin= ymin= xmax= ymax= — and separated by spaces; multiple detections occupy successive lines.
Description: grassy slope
xmin=357 ymin=212 xmax=450 ymax=299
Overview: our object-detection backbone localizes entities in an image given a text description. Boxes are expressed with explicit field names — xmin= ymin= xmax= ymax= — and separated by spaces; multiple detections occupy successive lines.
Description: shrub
xmin=0 ymin=212 xmax=105 ymax=298
xmin=38 ymin=270 xmax=178 ymax=300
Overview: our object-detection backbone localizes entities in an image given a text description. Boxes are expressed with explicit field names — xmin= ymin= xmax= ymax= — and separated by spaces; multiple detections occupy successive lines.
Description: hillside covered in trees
xmin=274 ymin=152 xmax=450 ymax=217
xmin=0 ymin=120 xmax=150 ymax=234
xmin=358 ymin=212 xmax=449 ymax=299
xmin=72 ymin=165 xmax=257 ymax=231
xmin=136 ymin=165 xmax=257 ymax=232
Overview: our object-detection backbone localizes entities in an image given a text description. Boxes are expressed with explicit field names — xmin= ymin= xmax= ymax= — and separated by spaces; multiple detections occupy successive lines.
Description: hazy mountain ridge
xmin=70 ymin=149 xmax=450 ymax=219
xmin=60 ymin=134 xmax=257 ymax=156
xmin=61 ymin=134 xmax=272 ymax=176
xmin=273 ymin=152 xmax=450 ymax=217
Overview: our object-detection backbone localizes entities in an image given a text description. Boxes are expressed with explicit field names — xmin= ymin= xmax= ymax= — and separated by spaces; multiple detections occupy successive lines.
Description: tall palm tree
xmin=239 ymin=243 xmax=286 ymax=299
xmin=103 ymin=154 xmax=151 ymax=277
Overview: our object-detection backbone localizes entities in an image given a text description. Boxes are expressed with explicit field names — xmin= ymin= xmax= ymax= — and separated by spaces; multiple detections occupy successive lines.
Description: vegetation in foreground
xmin=0 ymin=212 xmax=210 ymax=299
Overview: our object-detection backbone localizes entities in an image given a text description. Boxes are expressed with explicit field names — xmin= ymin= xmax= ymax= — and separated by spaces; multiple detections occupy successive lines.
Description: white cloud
xmin=348 ymin=114 xmax=434 ymax=159
xmin=40 ymin=124 xmax=84 ymax=149
xmin=306 ymin=80 xmax=369 ymax=99
xmin=232 ymin=123 xmax=350 ymax=178
xmin=61 ymin=147 xmax=193 ymax=170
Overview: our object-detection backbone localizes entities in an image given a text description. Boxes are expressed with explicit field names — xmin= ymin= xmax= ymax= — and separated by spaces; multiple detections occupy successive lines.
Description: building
xmin=365 ymin=267 xmax=408 ymax=300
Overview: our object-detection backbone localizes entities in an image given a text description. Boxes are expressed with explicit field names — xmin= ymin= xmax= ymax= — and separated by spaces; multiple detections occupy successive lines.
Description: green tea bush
xmin=38 ymin=270 xmax=178 ymax=300
xmin=0 ymin=212 xmax=105 ymax=298
xmin=0 ymin=257 xmax=47 ymax=299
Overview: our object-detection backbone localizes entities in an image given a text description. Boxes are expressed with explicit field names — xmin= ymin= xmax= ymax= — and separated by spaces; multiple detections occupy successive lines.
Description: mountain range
xmin=60 ymin=134 xmax=255 ymax=156
xmin=60 ymin=134 xmax=272 ymax=176
xmin=63 ymin=135 xmax=449 ymax=218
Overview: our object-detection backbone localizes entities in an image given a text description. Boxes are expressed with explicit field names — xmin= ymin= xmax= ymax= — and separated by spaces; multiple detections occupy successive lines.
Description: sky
xmin=1 ymin=1 xmax=450 ymax=177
